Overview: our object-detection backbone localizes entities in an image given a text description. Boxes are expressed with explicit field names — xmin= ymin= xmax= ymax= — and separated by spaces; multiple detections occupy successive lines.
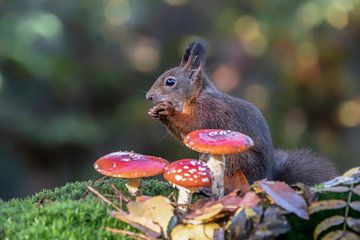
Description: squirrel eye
xmin=165 ymin=77 xmax=176 ymax=86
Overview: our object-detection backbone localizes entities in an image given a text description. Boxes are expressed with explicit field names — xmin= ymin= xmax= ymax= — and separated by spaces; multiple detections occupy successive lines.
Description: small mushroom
xmin=184 ymin=129 xmax=254 ymax=198
xmin=94 ymin=151 xmax=169 ymax=195
xmin=163 ymin=159 xmax=212 ymax=210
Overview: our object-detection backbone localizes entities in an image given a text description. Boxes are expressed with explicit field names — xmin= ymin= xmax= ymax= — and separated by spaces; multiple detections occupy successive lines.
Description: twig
xmin=87 ymin=186 xmax=122 ymax=212
xmin=105 ymin=227 xmax=150 ymax=240
xmin=81 ymin=176 xmax=108 ymax=199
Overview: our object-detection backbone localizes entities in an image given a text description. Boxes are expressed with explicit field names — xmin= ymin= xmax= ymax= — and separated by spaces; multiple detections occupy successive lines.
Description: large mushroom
xmin=183 ymin=129 xmax=254 ymax=198
xmin=163 ymin=159 xmax=212 ymax=209
xmin=94 ymin=151 xmax=169 ymax=195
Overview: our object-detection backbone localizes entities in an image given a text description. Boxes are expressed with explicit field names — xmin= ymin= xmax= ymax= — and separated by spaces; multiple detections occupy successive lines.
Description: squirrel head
xmin=146 ymin=40 xmax=208 ymax=112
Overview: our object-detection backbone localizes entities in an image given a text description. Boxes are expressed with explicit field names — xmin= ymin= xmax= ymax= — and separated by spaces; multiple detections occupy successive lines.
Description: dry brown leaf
xmin=322 ymin=230 xmax=360 ymax=240
xmin=313 ymin=215 xmax=344 ymax=240
xmin=350 ymin=201 xmax=360 ymax=211
xmin=224 ymin=169 xmax=249 ymax=193
xmin=309 ymin=200 xmax=347 ymax=215
xmin=346 ymin=217 xmax=360 ymax=233
xmin=185 ymin=192 xmax=260 ymax=224
xmin=258 ymin=181 xmax=309 ymax=219
xmin=111 ymin=210 xmax=162 ymax=239
xmin=185 ymin=203 xmax=224 ymax=225
xmin=171 ymin=223 xmax=220 ymax=240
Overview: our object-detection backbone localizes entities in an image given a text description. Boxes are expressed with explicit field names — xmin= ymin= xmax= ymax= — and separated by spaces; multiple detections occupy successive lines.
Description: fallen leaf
xmin=346 ymin=217 xmax=360 ymax=233
xmin=350 ymin=201 xmax=360 ymax=211
xmin=258 ymin=181 xmax=309 ymax=219
xmin=142 ymin=196 xmax=174 ymax=238
xmin=309 ymin=200 xmax=347 ymax=215
xmin=185 ymin=203 xmax=224 ymax=225
xmin=184 ymin=192 xmax=260 ymax=224
xmin=229 ymin=207 xmax=262 ymax=239
xmin=224 ymin=169 xmax=249 ymax=193
xmin=254 ymin=206 xmax=290 ymax=238
xmin=171 ymin=223 xmax=220 ymax=240
xmin=126 ymin=196 xmax=174 ymax=238
xmin=313 ymin=216 xmax=344 ymax=240
xmin=322 ymin=230 xmax=360 ymax=240
xmin=111 ymin=210 xmax=162 ymax=239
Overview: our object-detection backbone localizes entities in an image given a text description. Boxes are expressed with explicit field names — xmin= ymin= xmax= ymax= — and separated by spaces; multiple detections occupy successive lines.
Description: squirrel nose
xmin=146 ymin=92 xmax=154 ymax=101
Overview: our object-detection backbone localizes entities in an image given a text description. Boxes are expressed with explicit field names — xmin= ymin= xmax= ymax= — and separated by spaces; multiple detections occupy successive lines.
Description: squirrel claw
xmin=148 ymin=102 xmax=175 ymax=121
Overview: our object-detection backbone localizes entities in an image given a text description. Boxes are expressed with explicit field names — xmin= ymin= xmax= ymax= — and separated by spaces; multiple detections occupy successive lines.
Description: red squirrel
xmin=146 ymin=40 xmax=337 ymax=187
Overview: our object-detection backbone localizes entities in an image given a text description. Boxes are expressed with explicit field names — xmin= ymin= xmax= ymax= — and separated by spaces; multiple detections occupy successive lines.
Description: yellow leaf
xmin=343 ymin=167 xmax=360 ymax=177
xmin=309 ymin=200 xmax=347 ymax=215
xmin=143 ymin=196 xmax=174 ymax=238
xmin=111 ymin=211 xmax=162 ymax=239
xmin=171 ymin=223 xmax=220 ymax=240
xmin=313 ymin=216 xmax=344 ymax=240
xmin=322 ymin=230 xmax=359 ymax=240
xmin=346 ymin=217 xmax=360 ymax=233
xmin=185 ymin=203 xmax=223 ymax=225
xmin=127 ymin=196 xmax=174 ymax=238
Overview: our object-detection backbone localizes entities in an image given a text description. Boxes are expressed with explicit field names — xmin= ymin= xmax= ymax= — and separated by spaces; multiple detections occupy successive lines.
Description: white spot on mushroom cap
xmin=183 ymin=166 xmax=189 ymax=169
xmin=201 ymin=178 xmax=210 ymax=182
xmin=177 ymin=169 xmax=182 ymax=173
xmin=175 ymin=175 xmax=182 ymax=181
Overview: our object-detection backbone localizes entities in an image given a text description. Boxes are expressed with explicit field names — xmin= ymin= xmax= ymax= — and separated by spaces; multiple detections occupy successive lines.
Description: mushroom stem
xmin=125 ymin=178 xmax=141 ymax=196
xmin=207 ymin=154 xmax=225 ymax=198
xmin=176 ymin=185 xmax=192 ymax=210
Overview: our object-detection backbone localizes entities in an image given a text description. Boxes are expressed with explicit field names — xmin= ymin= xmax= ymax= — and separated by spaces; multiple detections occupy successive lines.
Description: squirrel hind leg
xmin=273 ymin=149 xmax=338 ymax=186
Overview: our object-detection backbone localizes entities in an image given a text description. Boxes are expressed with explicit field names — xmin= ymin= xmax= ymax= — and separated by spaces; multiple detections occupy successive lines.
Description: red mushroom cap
xmin=94 ymin=151 xmax=168 ymax=178
xmin=183 ymin=129 xmax=254 ymax=155
xmin=163 ymin=159 xmax=212 ymax=188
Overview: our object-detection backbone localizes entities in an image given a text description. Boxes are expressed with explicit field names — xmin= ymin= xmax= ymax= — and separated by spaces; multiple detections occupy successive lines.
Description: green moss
xmin=0 ymin=178 xmax=171 ymax=240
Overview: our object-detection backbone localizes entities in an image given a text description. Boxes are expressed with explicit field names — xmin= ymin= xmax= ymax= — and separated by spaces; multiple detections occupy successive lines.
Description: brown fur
xmin=146 ymin=40 xmax=337 ymax=186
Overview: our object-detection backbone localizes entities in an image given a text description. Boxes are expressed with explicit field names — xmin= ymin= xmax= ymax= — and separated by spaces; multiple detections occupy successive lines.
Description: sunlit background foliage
xmin=0 ymin=0 xmax=359 ymax=199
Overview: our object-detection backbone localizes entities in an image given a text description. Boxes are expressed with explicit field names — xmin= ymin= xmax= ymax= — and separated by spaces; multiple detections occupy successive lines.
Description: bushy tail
xmin=273 ymin=149 xmax=338 ymax=186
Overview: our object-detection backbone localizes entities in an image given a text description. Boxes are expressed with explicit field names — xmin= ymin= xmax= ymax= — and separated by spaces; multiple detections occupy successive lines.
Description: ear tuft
xmin=181 ymin=39 xmax=207 ymax=69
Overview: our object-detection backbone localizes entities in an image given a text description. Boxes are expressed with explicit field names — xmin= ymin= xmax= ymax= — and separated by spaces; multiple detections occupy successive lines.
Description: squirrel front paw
xmin=148 ymin=102 xmax=176 ymax=121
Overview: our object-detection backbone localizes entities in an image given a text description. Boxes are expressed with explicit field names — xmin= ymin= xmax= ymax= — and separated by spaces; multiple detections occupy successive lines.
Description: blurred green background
xmin=0 ymin=0 xmax=359 ymax=200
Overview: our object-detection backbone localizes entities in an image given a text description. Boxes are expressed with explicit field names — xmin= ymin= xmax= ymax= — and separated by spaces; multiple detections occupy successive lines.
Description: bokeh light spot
xmin=129 ymin=37 xmax=160 ymax=73
xmin=104 ymin=0 xmax=131 ymax=26
xmin=243 ymin=84 xmax=269 ymax=110
xmin=296 ymin=41 xmax=318 ymax=68
xmin=211 ymin=64 xmax=241 ymax=93
xmin=325 ymin=3 xmax=348 ymax=29
xmin=16 ymin=12 xmax=63 ymax=43
xmin=338 ymin=100 xmax=360 ymax=127
xmin=234 ymin=15 xmax=268 ymax=56
xmin=296 ymin=2 xmax=322 ymax=28
xmin=164 ymin=0 xmax=188 ymax=7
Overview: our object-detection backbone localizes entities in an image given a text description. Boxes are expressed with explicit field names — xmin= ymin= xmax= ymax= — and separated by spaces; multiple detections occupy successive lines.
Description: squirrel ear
xmin=180 ymin=39 xmax=207 ymax=70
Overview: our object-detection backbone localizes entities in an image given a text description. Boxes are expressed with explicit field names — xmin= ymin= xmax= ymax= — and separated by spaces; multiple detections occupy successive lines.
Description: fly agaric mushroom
xmin=183 ymin=129 xmax=254 ymax=198
xmin=94 ymin=151 xmax=168 ymax=195
xmin=163 ymin=159 xmax=212 ymax=209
